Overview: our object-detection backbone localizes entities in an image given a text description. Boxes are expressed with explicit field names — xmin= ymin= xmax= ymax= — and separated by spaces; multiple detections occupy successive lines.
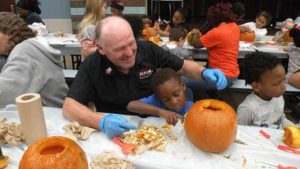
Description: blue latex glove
xmin=99 ymin=114 xmax=136 ymax=138
xmin=202 ymin=69 xmax=227 ymax=90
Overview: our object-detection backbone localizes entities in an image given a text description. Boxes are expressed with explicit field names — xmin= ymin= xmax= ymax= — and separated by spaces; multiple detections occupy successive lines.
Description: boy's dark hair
xmin=289 ymin=26 xmax=300 ymax=47
xmin=256 ymin=11 xmax=272 ymax=25
xmin=111 ymin=2 xmax=124 ymax=11
xmin=123 ymin=15 xmax=144 ymax=39
xmin=232 ymin=2 xmax=245 ymax=18
xmin=16 ymin=0 xmax=41 ymax=14
xmin=152 ymin=68 xmax=181 ymax=93
xmin=175 ymin=7 xmax=189 ymax=21
xmin=244 ymin=52 xmax=282 ymax=85
xmin=169 ymin=26 xmax=187 ymax=41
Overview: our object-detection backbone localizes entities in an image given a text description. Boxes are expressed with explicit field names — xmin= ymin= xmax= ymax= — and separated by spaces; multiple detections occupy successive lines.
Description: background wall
xmin=39 ymin=0 xmax=72 ymax=33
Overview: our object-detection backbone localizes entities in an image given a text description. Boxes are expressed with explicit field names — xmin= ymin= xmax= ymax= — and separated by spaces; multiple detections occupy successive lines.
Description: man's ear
xmin=251 ymin=81 xmax=260 ymax=93
xmin=96 ymin=43 xmax=105 ymax=55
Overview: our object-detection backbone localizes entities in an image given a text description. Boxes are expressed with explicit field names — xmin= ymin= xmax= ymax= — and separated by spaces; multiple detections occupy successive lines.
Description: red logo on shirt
xmin=139 ymin=68 xmax=153 ymax=79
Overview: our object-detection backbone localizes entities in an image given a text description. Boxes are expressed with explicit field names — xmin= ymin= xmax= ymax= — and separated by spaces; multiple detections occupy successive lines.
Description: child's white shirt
xmin=241 ymin=22 xmax=267 ymax=41
xmin=237 ymin=93 xmax=294 ymax=129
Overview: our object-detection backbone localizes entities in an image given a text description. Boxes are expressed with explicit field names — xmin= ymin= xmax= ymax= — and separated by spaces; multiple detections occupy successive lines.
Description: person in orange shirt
xmin=184 ymin=2 xmax=240 ymax=93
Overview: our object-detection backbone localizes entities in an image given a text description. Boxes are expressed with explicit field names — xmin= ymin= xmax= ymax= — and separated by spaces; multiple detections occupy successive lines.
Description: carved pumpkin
xmin=19 ymin=136 xmax=88 ymax=169
xmin=187 ymin=32 xmax=201 ymax=45
xmin=184 ymin=99 xmax=237 ymax=153
xmin=239 ymin=31 xmax=255 ymax=42
xmin=283 ymin=125 xmax=300 ymax=148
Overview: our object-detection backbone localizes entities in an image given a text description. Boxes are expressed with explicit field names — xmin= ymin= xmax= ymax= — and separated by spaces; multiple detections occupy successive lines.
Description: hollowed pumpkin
xmin=184 ymin=99 xmax=237 ymax=153
xmin=239 ymin=31 xmax=255 ymax=42
xmin=187 ymin=32 xmax=201 ymax=45
xmin=283 ymin=125 xmax=300 ymax=148
xmin=19 ymin=136 xmax=88 ymax=169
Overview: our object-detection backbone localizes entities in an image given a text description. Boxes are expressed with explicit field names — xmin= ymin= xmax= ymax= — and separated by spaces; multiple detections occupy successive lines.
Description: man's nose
xmin=124 ymin=46 xmax=133 ymax=56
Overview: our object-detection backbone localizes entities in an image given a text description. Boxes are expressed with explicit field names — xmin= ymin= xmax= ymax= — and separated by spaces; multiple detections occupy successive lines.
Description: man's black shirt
xmin=67 ymin=41 xmax=184 ymax=115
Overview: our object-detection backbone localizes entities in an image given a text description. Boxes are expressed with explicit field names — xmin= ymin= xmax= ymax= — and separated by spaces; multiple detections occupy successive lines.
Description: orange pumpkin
xmin=184 ymin=99 xmax=237 ymax=153
xmin=19 ymin=136 xmax=88 ymax=169
xmin=239 ymin=31 xmax=255 ymax=42
xmin=143 ymin=28 xmax=158 ymax=40
xmin=283 ymin=125 xmax=300 ymax=148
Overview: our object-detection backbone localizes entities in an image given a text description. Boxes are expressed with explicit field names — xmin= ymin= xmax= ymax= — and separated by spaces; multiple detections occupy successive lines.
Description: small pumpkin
xmin=184 ymin=99 xmax=237 ymax=153
xmin=19 ymin=136 xmax=88 ymax=169
xmin=283 ymin=125 xmax=300 ymax=148
xmin=239 ymin=31 xmax=255 ymax=42
xmin=187 ymin=32 xmax=201 ymax=45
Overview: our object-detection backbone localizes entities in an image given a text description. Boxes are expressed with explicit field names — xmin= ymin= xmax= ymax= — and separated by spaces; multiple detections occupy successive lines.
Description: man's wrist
xmin=201 ymin=68 xmax=207 ymax=81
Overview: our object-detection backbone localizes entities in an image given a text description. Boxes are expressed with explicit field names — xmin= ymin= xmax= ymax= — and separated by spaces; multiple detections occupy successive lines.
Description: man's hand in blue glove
xmin=99 ymin=114 xmax=136 ymax=138
xmin=201 ymin=69 xmax=227 ymax=90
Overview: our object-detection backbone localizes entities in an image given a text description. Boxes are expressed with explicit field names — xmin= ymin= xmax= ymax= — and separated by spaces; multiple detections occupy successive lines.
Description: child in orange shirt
xmin=186 ymin=2 xmax=240 ymax=91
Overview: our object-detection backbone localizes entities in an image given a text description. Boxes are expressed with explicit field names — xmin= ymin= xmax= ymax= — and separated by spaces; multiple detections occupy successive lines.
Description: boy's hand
xmin=157 ymin=109 xmax=184 ymax=126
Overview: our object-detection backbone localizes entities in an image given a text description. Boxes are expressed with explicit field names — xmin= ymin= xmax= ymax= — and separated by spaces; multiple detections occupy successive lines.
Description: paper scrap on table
xmin=63 ymin=121 xmax=97 ymax=141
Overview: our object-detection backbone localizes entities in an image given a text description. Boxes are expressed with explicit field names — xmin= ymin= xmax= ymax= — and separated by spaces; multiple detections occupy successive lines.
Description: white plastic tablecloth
xmin=0 ymin=105 xmax=299 ymax=169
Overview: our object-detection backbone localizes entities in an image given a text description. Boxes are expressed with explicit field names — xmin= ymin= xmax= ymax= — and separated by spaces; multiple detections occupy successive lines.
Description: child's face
xmin=111 ymin=8 xmax=122 ymax=16
xmin=253 ymin=64 xmax=286 ymax=100
xmin=156 ymin=78 xmax=187 ymax=112
xmin=281 ymin=22 xmax=294 ymax=32
xmin=255 ymin=15 xmax=268 ymax=28
xmin=173 ymin=11 xmax=185 ymax=26
xmin=142 ymin=18 xmax=152 ymax=28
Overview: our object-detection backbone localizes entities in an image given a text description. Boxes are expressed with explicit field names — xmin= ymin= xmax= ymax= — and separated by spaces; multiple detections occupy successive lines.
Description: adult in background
xmin=0 ymin=12 xmax=68 ymax=108
xmin=16 ymin=0 xmax=44 ymax=25
xmin=63 ymin=16 xmax=227 ymax=139
xmin=187 ymin=2 xmax=240 ymax=92
xmin=78 ymin=0 xmax=106 ymax=61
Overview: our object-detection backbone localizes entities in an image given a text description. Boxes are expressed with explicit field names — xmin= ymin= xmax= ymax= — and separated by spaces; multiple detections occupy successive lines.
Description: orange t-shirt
xmin=201 ymin=22 xmax=240 ymax=78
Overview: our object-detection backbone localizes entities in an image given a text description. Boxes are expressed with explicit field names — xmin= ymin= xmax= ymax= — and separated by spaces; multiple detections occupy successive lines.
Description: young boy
xmin=127 ymin=68 xmax=194 ymax=125
xmin=161 ymin=26 xmax=193 ymax=60
xmin=240 ymin=11 xmax=272 ymax=41
xmin=111 ymin=2 xmax=124 ymax=16
xmin=237 ymin=52 xmax=294 ymax=129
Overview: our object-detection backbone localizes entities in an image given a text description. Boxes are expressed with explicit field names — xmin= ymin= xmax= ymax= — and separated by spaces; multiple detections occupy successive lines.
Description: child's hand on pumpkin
xmin=157 ymin=109 xmax=183 ymax=126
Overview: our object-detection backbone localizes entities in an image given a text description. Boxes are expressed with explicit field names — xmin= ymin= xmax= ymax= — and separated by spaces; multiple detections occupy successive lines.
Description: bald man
xmin=63 ymin=16 xmax=227 ymax=138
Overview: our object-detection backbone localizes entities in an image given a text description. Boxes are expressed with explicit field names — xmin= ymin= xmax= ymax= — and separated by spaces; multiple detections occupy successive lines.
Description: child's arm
xmin=273 ymin=31 xmax=284 ymax=42
xmin=288 ymin=71 xmax=300 ymax=89
xmin=157 ymin=24 xmax=171 ymax=37
xmin=127 ymin=100 xmax=183 ymax=125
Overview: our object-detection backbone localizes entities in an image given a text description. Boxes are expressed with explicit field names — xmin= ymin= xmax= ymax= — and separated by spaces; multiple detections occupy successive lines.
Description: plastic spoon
xmin=112 ymin=137 xmax=136 ymax=155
